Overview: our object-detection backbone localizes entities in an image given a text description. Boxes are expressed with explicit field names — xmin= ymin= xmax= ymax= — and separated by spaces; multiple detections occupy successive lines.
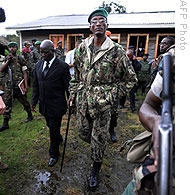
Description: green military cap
xmin=35 ymin=41 xmax=42 ymax=45
xmin=88 ymin=8 xmax=108 ymax=23
xmin=8 ymin=42 xmax=18 ymax=47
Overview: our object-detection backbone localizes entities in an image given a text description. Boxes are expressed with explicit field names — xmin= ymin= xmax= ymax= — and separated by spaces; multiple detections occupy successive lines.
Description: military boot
xmin=88 ymin=161 xmax=102 ymax=191
xmin=25 ymin=111 xmax=33 ymax=122
xmin=0 ymin=118 xmax=9 ymax=132
xmin=109 ymin=127 xmax=117 ymax=143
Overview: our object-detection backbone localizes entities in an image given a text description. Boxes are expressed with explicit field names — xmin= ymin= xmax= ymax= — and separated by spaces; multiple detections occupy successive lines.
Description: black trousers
xmin=129 ymin=84 xmax=137 ymax=109
xmin=44 ymin=115 xmax=63 ymax=159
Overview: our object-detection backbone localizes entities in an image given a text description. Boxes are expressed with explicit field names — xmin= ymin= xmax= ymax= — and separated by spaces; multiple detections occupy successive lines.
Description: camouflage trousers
xmin=2 ymin=86 xmax=31 ymax=120
xmin=76 ymin=107 xmax=112 ymax=163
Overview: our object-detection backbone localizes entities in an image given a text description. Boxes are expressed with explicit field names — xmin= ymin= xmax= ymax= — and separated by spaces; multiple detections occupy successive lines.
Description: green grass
xmin=0 ymin=88 xmax=48 ymax=194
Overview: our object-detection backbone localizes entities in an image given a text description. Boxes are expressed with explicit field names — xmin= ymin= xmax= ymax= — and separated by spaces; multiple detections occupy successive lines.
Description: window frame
xmin=49 ymin=34 xmax=64 ymax=48
xmin=127 ymin=33 xmax=149 ymax=60
xmin=66 ymin=34 xmax=84 ymax=52
xmin=109 ymin=34 xmax=121 ymax=43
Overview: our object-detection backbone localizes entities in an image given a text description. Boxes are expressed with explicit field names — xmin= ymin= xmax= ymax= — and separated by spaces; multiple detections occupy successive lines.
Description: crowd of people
xmin=0 ymin=7 xmax=175 ymax=194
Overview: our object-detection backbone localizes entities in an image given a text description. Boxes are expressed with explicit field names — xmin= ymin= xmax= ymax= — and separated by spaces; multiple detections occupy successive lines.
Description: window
xmin=66 ymin=34 xmax=84 ymax=52
xmin=49 ymin=34 xmax=64 ymax=48
xmin=127 ymin=34 xmax=149 ymax=59
xmin=155 ymin=34 xmax=175 ymax=58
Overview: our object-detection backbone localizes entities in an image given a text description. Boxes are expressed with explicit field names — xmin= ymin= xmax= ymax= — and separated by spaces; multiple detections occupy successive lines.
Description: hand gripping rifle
xmin=157 ymin=52 xmax=174 ymax=195
xmin=60 ymin=100 xmax=72 ymax=172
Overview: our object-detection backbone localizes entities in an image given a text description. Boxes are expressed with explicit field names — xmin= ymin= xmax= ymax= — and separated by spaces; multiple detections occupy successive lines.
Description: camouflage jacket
xmin=31 ymin=48 xmax=42 ymax=69
xmin=69 ymin=36 xmax=137 ymax=115
xmin=3 ymin=54 xmax=27 ymax=87
xmin=138 ymin=60 xmax=151 ymax=81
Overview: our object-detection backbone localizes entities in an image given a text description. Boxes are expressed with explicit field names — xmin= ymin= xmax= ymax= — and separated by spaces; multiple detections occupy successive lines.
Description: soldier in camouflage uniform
xmin=55 ymin=40 xmax=65 ymax=61
xmin=0 ymin=54 xmax=5 ymax=89
xmin=122 ymin=37 xmax=175 ymax=195
xmin=31 ymin=40 xmax=42 ymax=77
xmin=136 ymin=53 xmax=151 ymax=96
xmin=0 ymin=42 xmax=33 ymax=132
xmin=68 ymin=8 xmax=137 ymax=191
xmin=22 ymin=41 xmax=32 ymax=87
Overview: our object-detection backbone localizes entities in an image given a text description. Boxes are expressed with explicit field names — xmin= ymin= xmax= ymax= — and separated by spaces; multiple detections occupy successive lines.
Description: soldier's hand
xmin=7 ymin=54 xmax=13 ymax=62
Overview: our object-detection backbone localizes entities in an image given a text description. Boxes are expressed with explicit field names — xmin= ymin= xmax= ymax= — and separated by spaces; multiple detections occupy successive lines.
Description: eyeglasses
xmin=90 ymin=18 xmax=107 ymax=25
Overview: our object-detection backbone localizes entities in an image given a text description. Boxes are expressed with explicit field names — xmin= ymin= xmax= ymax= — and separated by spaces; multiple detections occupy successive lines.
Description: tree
xmin=99 ymin=1 xmax=126 ymax=14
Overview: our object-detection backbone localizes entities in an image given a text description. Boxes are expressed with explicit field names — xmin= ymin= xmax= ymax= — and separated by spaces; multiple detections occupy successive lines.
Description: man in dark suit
xmin=31 ymin=40 xmax=71 ymax=167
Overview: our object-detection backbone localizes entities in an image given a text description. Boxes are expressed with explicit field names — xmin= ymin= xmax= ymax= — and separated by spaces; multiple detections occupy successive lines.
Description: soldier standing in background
xmin=31 ymin=40 xmax=42 ymax=82
xmin=0 ymin=42 xmax=33 ymax=132
xmin=55 ymin=40 xmax=65 ymax=61
xmin=22 ymin=41 xmax=32 ymax=87
xmin=136 ymin=53 xmax=151 ymax=96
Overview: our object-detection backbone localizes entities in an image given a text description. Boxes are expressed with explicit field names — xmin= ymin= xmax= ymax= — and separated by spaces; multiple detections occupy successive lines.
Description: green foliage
xmin=99 ymin=0 xmax=126 ymax=14
xmin=0 ymin=89 xmax=48 ymax=194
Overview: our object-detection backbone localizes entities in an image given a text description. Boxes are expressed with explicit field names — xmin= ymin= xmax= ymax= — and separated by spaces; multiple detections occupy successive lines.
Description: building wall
xmin=20 ymin=27 xmax=175 ymax=61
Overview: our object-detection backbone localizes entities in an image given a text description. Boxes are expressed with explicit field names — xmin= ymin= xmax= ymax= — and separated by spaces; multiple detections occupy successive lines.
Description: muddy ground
xmin=1 ymin=98 xmax=145 ymax=195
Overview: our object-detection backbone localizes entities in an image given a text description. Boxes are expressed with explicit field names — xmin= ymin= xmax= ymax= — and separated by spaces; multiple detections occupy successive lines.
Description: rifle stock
xmin=157 ymin=52 xmax=173 ymax=195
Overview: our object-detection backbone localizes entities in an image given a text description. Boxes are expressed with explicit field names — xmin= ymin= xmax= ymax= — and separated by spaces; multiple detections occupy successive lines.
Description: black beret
xmin=88 ymin=8 xmax=108 ymax=23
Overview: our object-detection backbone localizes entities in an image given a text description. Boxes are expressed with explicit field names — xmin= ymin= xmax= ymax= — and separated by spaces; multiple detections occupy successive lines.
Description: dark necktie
xmin=42 ymin=62 xmax=49 ymax=78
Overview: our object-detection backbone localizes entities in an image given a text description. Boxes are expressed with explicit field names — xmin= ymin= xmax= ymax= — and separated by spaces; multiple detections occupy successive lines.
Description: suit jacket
xmin=31 ymin=57 xmax=71 ymax=118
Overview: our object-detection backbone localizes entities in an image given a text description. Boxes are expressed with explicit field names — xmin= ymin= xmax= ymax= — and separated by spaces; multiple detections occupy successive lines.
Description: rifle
xmin=157 ymin=52 xmax=174 ymax=195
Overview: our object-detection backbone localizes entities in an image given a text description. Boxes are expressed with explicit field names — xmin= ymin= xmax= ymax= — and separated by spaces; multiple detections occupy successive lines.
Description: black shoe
xmin=48 ymin=158 xmax=58 ymax=167
xmin=0 ymin=124 xmax=9 ymax=132
xmin=88 ymin=170 xmax=99 ymax=191
xmin=110 ymin=132 xmax=117 ymax=143
xmin=25 ymin=116 xmax=33 ymax=123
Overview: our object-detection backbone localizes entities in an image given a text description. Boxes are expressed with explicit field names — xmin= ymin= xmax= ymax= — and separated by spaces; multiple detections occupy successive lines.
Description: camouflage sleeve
xmin=115 ymin=48 xmax=137 ymax=98
xmin=18 ymin=54 xmax=28 ymax=71
xmin=126 ymin=63 xmax=138 ymax=91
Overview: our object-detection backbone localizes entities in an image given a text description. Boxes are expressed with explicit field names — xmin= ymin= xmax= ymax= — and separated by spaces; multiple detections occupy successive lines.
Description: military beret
xmin=88 ymin=8 xmax=108 ymax=23
xmin=35 ymin=41 xmax=41 ymax=45
xmin=8 ymin=42 xmax=18 ymax=47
